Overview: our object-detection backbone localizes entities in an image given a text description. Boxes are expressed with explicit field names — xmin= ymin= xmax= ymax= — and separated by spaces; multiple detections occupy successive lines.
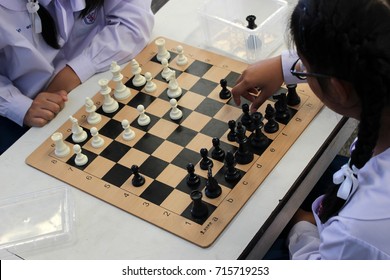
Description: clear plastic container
xmin=198 ymin=0 xmax=288 ymax=62
xmin=0 ymin=186 xmax=75 ymax=257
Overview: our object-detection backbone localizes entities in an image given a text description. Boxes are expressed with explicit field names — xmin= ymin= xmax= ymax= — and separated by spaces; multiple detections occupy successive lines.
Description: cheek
xmin=307 ymin=78 xmax=325 ymax=100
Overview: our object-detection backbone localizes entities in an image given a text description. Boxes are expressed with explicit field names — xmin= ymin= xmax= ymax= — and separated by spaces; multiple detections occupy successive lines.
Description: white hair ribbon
xmin=26 ymin=0 xmax=42 ymax=34
xmin=333 ymin=160 xmax=359 ymax=200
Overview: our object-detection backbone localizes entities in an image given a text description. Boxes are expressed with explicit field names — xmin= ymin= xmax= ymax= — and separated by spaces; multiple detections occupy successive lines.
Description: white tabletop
xmin=0 ymin=0 xmax=356 ymax=260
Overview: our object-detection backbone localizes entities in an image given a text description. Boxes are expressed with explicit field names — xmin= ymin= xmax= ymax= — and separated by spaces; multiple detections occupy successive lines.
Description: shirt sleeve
xmin=0 ymin=75 xmax=32 ymax=126
xmin=281 ymin=49 xmax=304 ymax=85
xmin=67 ymin=0 xmax=155 ymax=83
xmin=287 ymin=221 xmax=322 ymax=260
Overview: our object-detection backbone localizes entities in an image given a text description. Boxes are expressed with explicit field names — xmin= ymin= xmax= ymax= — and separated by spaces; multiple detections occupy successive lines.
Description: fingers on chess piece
xmin=69 ymin=115 xmax=87 ymax=143
xmin=131 ymin=165 xmax=145 ymax=187
xmin=286 ymin=84 xmax=301 ymax=106
xmin=137 ymin=104 xmax=151 ymax=126
xmin=186 ymin=163 xmax=200 ymax=188
xmin=190 ymin=190 xmax=208 ymax=219
xmin=99 ymin=78 xmax=119 ymax=113
xmin=199 ymin=148 xmax=213 ymax=170
xmin=73 ymin=144 xmax=88 ymax=166
xmin=205 ymin=166 xmax=222 ymax=199
xmin=219 ymin=79 xmax=231 ymax=100
xmin=90 ymin=127 xmax=105 ymax=148
xmin=211 ymin=137 xmax=225 ymax=161
xmin=169 ymin=98 xmax=183 ymax=120
xmin=121 ymin=119 xmax=136 ymax=141
xmin=264 ymin=104 xmax=279 ymax=133
xmin=51 ymin=132 xmax=70 ymax=157
xmin=224 ymin=151 xmax=241 ymax=182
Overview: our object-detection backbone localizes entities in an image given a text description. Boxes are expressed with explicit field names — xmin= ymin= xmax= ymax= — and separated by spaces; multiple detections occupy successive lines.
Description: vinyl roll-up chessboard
xmin=26 ymin=37 xmax=323 ymax=247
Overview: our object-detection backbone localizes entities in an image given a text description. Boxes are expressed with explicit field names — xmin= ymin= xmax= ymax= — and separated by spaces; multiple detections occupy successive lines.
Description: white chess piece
xmin=167 ymin=70 xmax=182 ymax=98
xmin=73 ymin=144 xmax=88 ymax=166
xmin=90 ymin=127 xmax=105 ymax=148
xmin=136 ymin=104 xmax=151 ymax=126
xmin=169 ymin=99 xmax=183 ymax=120
xmin=155 ymin=37 xmax=170 ymax=62
xmin=131 ymin=59 xmax=146 ymax=87
xmin=85 ymin=97 xmax=101 ymax=124
xmin=69 ymin=116 xmax=87 ymax=143
xmin=51 ymin=132 xmax=70 ymax=157
xmin=98 ymin=79 xmax=118 ymax=113
xmin=110 ymin=61 xmax=131 ymax=100
xmin=176 ymin=45 xmax=188 ymax=66
xmin=144 ymin=72 xmax=157 ymax=93
xmin=121 ymin=119 xmax=135 ymax=141
xmin=161 ymin=58 xmax=174 ymax=81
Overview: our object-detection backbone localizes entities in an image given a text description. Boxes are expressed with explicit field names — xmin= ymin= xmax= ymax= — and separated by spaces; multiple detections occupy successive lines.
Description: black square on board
xmin=130 ymin=113 xmax=159 ymax=132
xmin=139 ymin=156 xmax=169 ymax=179
xmin=185 ymin=60 xmax=213 ymax=77
xmin=98 ymin=119 xmax=123 ymax=139
xmin=127 ymin=92 xmax=156 ymax=109
xmin=133 ymin=133 xmax=164 ymax=154
xmin=101 ymin=163 xmax=133 ymax=187
xmin=214 ymin=166 xmax=245 ymax=189
xmin=166 ymin=126 xmax=197 ymax=147
xmin=100 ymin=140 xmax=131 ymax=162
xmin=66 ymin=149 xmax=98 ymax=170
xmin=159 ymin=88 xmax=187 ymax=102
xmin=190 ymin=78 xmax=218 ymax=97
xmin=200 ymin=118 xmax=229 ymax=139
xmin=96 ymin=102 xmax=125 ymax=119
xmin=224 ymin=71 xmax=241 ymax=88
xmin=171 ymin=148 xmax=201 ymax=170
xmin=194 ymin=98 xmax=224 ymax=117
xmin=162 ymin=106 xmax=191 ymax=125
xmin=181 ymin=199 xmax=217 ymax=225
xmin=139 ymin=180 xmax=173 ymax=206
xmin=150 ymin=52 xmax=177 ymax=64
xmin=65 ymin=132 xmax=91 ymax=146
xmin=176 ymin=174 xmax=207 ymax=195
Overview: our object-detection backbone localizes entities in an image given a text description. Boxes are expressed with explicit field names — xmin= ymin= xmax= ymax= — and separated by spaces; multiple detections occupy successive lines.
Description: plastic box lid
xmin=0 ymin=186 xmax=75 ymax=257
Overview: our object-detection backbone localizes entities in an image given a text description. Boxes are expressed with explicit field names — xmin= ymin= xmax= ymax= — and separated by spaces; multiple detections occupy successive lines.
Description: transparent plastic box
xmin=199 ymin=0 xmax=288 ymax=62
xmin=0 ymin=186 xmax=75 ymax=257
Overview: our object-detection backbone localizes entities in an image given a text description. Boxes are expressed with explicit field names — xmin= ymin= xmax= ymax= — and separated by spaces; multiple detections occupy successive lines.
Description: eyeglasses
xmin=290 ymin=58 xmax=331 ymax=80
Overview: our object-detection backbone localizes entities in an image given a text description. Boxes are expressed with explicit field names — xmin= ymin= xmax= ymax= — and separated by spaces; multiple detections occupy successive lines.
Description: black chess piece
xmin=227 ymin=120 xmax=237 ymax=142
xmin=224 ymin=151 xmax=241 ymax=182
xmin=199 ymin=148 xmax=213 ymax=170
xmin=211 ymin=137 xmax=225 ymax=161
xmin=240 ymin=103 xmax=254 ymax=131
xmin=205 ymin=166 xmax=222 ymax=199
xmin=190 ymin=190 xmax=208 ymax=219
xmin=219 ymin=79 xmax=231 ymax=99
xmin=286 ymin=84 xmax=301 ymax=106
xmin=264 ymin=104 xmax=279 ymax=133
xmin=186 ymin=163 xmax=200 ymax=188
xmin=274 ymin=93 xmax=291 ymax=124
xmin=131 ymin=164 xmax=145 ymax=187
xmin=246 ymin=15 xmax=262 ymax=51
xmin=250 ymin=112 xmax=270 ymax=151
xmin=234 ymin=122 xmax=254 ymax=165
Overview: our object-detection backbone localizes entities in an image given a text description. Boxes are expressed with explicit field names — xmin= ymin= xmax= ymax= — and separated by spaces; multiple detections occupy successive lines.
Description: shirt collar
xmin=0 ymin=1 xmax=85 ymax=12
xmin=39 ymin=0 xmax=86 ymax=12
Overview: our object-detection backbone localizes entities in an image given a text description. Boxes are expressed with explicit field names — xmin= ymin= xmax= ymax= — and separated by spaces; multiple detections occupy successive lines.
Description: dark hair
xmin=289 ymin=0 xmax=390 ymax=222
xmin=37 ymin=0 xmax=104 ymax=49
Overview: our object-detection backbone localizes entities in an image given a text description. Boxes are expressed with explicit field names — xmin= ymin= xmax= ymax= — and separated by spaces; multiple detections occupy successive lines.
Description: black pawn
xmin=286 ymin=84 xmax=301 ymax=106
xmin=274 ymin=93 xmax=291 ymax=124
xmin=234 ymin=122 xmax=254 ymax=165
xmin=250 ymin=112 xmax=270 ymax=150
xmin=186 ymin=163 xmax=200 ymax=188
xmin=224 ymin=151 xmax=241 ymax=182
xmin=211 ymin=137 xmax=225 ymax=161
xmin=264 ymin=104 xmax=279 ymax=133
xmin=227 ymin=120 xmax=237 ymax=142
xmin=219 ymin=79 xmax=231 ymax=99
xmin=199 ymin=148 xmax=213 ymax=170
xmin=190 ymin=190 xmax=208 ymax=219
xmin=205 ymin=166 xmax=222 ymax=199
xmin=131 ymin=165 xmax=145 ymax=187
xmin=240 ymin=103 xmax=253 ymax=131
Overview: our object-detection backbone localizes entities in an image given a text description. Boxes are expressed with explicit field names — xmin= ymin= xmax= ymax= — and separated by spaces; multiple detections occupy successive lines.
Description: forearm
xmin=45 ymin=65 xmax=81 ymax=93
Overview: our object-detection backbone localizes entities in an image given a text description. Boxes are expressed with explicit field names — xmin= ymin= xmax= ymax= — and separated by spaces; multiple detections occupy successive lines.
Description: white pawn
xmin=161 ymin=58 xmax=174 ymax=81
xmin=121 ymin=119 xmax=135 ymax=141
xmin=99 ymin=79 xmax=118 ymax=113
xmin=169 ymin=99 xmax=183 ymax=120
xmin=51 ymin=132 xmax=70 ymax=157
xmin=131 ymin=59 xmax=146 ymax=87
xmin=69 ymin=116 xmax=87 ymax=143
xmin=144 ymin=72 xmax=156 ymax=93
xmin=136 ymin=104 xmax=151 ymax=126
xmin=90 ymin=127 xmax=104 ymax=148
xmin=85 ymin=97 xmax=101 ymax=124
xmin=167 ymin=70 xmax=182 ymax=98
xmin=176 ymin=45 xmax=188 ymax=66
xmin=155 ymin=37 xmax=170 ymax=62
xmin=110 ymin=61 xmax=131 ymax=100
xmin=73 ymin=144 xmax=88 ymax=166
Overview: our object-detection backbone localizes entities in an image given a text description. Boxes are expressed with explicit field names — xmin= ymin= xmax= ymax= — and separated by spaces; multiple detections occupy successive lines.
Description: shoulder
xmin=0 ymin=0 xmax=27 ymax=11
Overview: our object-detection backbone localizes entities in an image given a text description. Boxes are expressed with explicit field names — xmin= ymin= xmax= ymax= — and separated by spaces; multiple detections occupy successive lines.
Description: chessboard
xmin=26 ymin=37 xmax=323 ymax=248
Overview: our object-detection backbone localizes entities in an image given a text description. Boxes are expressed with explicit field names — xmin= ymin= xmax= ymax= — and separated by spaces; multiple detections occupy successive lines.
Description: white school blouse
xmin=0 ymin=0 xmax=154 ymax=125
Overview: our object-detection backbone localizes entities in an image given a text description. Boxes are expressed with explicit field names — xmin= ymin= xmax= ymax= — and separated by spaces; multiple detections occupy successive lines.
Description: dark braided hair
xmin=290 ymin=0 xmax=390 ymax=222
xmin=36 ymin=0 xmax=105 ymax=49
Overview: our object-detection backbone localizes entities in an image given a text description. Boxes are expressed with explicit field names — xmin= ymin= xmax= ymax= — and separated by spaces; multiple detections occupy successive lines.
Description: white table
xmin=0 ymin=0 xmax=357 ymax=259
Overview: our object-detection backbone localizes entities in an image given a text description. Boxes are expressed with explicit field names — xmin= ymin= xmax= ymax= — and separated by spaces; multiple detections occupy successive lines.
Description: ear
xmin=328 ymin=78 xmax=356 ymax=106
